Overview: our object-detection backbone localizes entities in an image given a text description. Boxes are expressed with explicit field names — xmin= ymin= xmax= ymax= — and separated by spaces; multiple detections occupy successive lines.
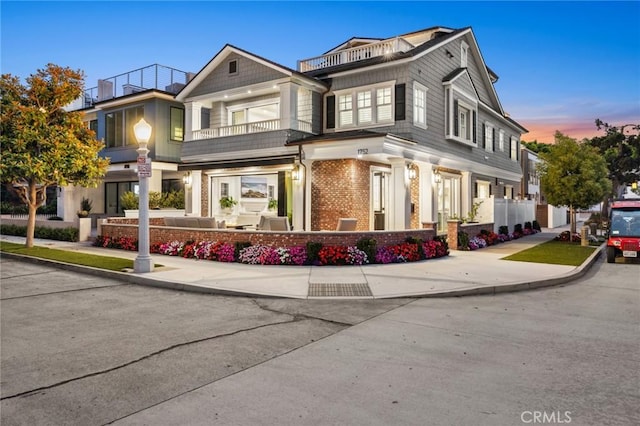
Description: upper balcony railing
xmin=297 ymin=37 xmax=414 ymax=72
xmin=77 ymin=64 xmax=192 ymax=110
xmin=191 ymin=119 xmax=313 ymax=140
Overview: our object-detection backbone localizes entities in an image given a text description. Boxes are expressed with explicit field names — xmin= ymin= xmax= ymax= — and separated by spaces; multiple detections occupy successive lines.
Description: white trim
xmin=413 ymin=81 xmax=428 ymax=129
xmin=461 ymin=40 xmax=469 ymax=68
xmin=331 ymin=80 xmax=396 ymax=131
xmin=484 ymin=121 xmax=494 ymax=152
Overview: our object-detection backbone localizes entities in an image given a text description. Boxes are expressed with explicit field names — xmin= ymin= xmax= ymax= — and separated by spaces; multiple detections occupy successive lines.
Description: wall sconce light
xmin=407 ymin=163 xmax=417 ymax=180
xmin=291 ymin=165 xmax=301 ymax=181
xmin=182 ymin=172 xmax=192 ymax=186
xmin=434 ymin=169 xmax=442 ymax=184
xmin=445 ymin=49 xmax=454 ymax=59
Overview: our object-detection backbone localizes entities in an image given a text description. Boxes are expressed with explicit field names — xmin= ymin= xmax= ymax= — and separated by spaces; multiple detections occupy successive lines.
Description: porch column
xmin=189 ymin=170 xmax=202 ymax=216
xmin=303 ymin=160 xmax=313 ymax=231
xmin=420 ymin=165 xmax=435 ymax=224
xmin=461 ymin=171 xmax=471 ymax=217
xmin=279 ymin=82 xmax=297 ymax=131
xmin=389 ymin=159 xmax=410 ymax=230
xmin=184 ymin=101 xmax=202 ymax=141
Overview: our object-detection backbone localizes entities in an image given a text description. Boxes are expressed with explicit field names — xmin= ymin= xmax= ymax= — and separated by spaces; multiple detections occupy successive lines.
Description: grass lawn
xmin=0 ymin=241 xmax=134 ymax=271
xmin=502 ymin=240 xmax=597 ymax=266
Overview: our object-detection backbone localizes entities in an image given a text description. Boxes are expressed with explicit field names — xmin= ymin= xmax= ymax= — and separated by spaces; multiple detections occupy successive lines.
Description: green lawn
xmin=0 ymin=241 xmax=135 ymax=271
xmin=502 ymin=240 xmax=597 ymax=266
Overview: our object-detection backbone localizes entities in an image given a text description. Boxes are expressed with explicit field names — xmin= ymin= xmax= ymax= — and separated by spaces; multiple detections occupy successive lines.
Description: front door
xmin=372 ymin=171 xmax=389 ymax=230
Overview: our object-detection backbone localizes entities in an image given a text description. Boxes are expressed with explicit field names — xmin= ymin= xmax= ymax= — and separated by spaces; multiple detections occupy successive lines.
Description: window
xmin=228 ymin=60 xmax=238 ymax=75
xmin=105 ymin=111 xmax=123 ymax=148
xmin=413 ymin=82 xmax=427 ymax=128
xmin=504 ymin=185 xmax=514 ymax=199
xmin=445 ymin=85 xmax=478 ymax=146
xmin=484 ymin=123 xmax=494 ymax=152
xmin=499 ymin=129 xmax=505 ymax=151
xmin=476 ymin=181 xmax=491 ymax=199
xmin=125 ymin=106 xmax=144 ymax=145
xmin=376 ymin=87 xmax=392 ymax=122
xmin=338 ymin=94 xmax=353 ymax=126
xmin=461 ymin=41 xmax=469 ymax=68
xmin=89 ymin=119 xmax=98 ymax=133
xmin=357 ymin=91 xmax=372 ymax=124
xmin=220 ymin=182 xmax=229 ymax=198
xmin=510 ymin=136 xmax=519 ymax=161
xmin=170 ymin=107 xmax=184 ymax=141
xmin=333 ymin=82 xmax=395 ymax=130
xmin=455 ymin=101 xmax=473 ymax=142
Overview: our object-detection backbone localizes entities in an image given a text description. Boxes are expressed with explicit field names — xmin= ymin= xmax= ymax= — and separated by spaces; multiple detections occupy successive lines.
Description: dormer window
xmin=461 ymin=41 xmax=468 ymax=68
xmin=228 ymin=60 xmax=238 ymax=75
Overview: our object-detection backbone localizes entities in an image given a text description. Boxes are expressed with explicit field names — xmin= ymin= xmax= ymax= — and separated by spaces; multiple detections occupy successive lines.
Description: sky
xmin=1 ymin=0 xmax=639 ymax=143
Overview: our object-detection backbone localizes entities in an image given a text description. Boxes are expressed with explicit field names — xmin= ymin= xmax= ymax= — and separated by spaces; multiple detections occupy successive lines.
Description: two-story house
xmin=62 ymin=64 xmax=192 ymax=222
xmin=177 ymin=26 xmax=527 ymax=233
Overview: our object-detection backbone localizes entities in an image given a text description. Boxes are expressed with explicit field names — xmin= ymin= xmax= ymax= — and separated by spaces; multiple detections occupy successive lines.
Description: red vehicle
xmin=606 ymin=200 xmax=640 ymax=263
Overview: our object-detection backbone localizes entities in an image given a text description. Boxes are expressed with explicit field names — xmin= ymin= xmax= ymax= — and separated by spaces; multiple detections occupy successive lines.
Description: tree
xmin=522 ymin=140 xmax=552 ymax=155
xmin=539 ymin=132 xmax=610 ymax=234
xmin=0 ymin=64 xmax=109 ymax=247
xmin=587 ymin=119 xmax=640 ymax=211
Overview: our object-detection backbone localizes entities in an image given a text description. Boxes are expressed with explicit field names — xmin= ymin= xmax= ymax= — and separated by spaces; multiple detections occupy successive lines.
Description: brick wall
xmin=446 ymin=220 xmax=495 ymax=250
xmin=410 ymin=164 xmax=420 ymax=229
xmin=311 ymin=159 xmax=372 ymax=231
xmin=201 ymin=173 xmax=209 ymax=217
xmin=100 ymin=219 xmax=436 ymax=248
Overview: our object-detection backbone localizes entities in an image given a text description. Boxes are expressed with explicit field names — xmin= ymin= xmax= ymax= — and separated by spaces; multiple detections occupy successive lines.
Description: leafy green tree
xmin=539 ymin=132 xmax=610 ymax=234
xmin=522 ymin=140 xmax=552 ymax=155
xmin=588 ymin=119 xmax=640 ymax=204
xmin=0 ymin=64 xmax=109 ymax=247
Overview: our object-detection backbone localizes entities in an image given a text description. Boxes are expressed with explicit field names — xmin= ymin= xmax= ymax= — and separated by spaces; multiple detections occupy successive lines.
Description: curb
xmin=2 ymin=244 xmax=604 ymax=299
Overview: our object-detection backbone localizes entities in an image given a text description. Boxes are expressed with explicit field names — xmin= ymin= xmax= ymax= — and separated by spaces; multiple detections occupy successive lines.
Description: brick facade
xmin=101 ymin=218 xmax=436 ymax=248
xmin=311 ymin=159 xmax=373 ymax=231
xmin=410 ymin=164 xmax=420 ymax=229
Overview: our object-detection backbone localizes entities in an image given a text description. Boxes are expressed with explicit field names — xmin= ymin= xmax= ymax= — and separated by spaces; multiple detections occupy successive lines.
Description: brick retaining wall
xmin=447 ymin=220 xmax=495 ymax=250
xmin=100 ymin=218 xmax=436 ymax=247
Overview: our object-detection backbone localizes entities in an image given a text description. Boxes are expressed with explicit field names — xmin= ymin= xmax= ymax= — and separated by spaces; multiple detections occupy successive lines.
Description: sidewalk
xmin=0 ymin=227 xmax=603 ymax=299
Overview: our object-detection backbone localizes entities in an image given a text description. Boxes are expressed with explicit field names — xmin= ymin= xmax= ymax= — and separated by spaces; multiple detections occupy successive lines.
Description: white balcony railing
xmin=297 ymin=37 xmax=414 ymax=72
xmin=191 ymin=119 xmax=315 ymax=141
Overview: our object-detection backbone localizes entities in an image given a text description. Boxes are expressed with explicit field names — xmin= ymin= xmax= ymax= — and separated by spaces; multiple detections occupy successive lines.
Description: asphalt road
xmin=1 ymin=257 xmax=638 ymax=425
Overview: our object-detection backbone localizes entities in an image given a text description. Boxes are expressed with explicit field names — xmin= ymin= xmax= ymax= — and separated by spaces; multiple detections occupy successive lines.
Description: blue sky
xmin=2 ymin=1 xmax=639 ymax=143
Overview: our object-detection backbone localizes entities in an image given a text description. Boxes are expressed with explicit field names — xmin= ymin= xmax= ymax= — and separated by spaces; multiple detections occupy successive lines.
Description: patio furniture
xmin=336 ymin=218 xmax=357 ymax=231
xmin=268 ymin=217 xmax=290 ymax=231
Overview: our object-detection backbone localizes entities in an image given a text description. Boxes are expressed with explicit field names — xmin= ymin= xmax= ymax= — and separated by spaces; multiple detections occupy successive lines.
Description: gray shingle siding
xmin=181 ymin=130 xmax=289 ymax=160
xmin=188 ymin=52 xmax=288 ymax=98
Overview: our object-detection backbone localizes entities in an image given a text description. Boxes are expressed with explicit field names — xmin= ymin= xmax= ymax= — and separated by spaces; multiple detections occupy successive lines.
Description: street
xmin=1 ymin=257 xmax=639 ymax=425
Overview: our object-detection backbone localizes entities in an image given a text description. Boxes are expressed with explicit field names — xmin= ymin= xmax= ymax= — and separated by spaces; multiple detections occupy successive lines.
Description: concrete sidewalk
xmin=0 ymin=227 xmax=603 ymax=299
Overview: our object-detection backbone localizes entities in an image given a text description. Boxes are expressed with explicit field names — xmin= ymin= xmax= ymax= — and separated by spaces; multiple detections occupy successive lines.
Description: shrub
xmin=532 ymin=220 xmax=541 ymax=231
xmin=306 ymin=241 xmax=323 ymax=265
xmin=356 ymin=238 xmax=377 ymax=262
xmin=457 ymin=231 xmax=470 ymax=250
xmin=148 ymin=192 xmax=163 ymax=209
xmin=514 ymin=223 xmax=523 ymax=234
xmin=120 ymin=191 xmax=138 ymax=210
xmin=498 ymin=225 xmax=509 ymax=235
xmin=0 ymin=224 xmax=78 ymax=241
xmin=524 ymin=221 xmax=532 ymax=230
xmin=234 ymin=241 xmax=252 ymax=259
xmin=48 ymin=216 xmax=64 ymax=221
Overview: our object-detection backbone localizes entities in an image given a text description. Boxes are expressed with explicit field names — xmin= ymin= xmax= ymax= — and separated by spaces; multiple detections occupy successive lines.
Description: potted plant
xmin=268 ymin=198 xmax=278 ymax=211
xmin=219 ymin=196 xmax=237 ymax=211
xmin=121 ymin=191 xmax=139 ymax=210
xmin=77 ymin=197 xmax=92 ymax=218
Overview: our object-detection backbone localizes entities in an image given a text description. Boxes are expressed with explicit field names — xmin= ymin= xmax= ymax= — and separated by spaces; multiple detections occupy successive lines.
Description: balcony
xmin=191 ymin=119 xmax=312 ymax=140
xmin=297 ymin=37 xmax=414 ymax=72
xmin=81 ymin=64 xmax=191 ymax=109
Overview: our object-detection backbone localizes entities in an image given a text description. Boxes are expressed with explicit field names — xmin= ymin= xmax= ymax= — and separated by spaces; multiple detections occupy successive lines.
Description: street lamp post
xmin=133 ymin=118 xmax=154 ymax=273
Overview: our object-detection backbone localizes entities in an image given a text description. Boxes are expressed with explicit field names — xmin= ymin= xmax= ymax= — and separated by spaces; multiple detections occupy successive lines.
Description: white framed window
xmin=477 ymin=180 xmax=491 ymax=199
xmin=413 ymin=82 xmax=427 ymax=128
xmin=446 ymin=86 xmax=477 ymax=146
xmin=338 ymin=94 xmax=353 ymax=126
xmin=510 ymin=136 xmax=519 ymax=161
xmin=376 ymin=87 xmax=392 ymax=122
xmin=454 ymin=99 xmax=474 ymax=143
xmin=334 ymin=81 xmax=394 ymax=130
xmin=499 ymin=129 xmax=505 ymax=151
xmin=461 ymin=41 xmax=468 ymax=68
xmin=357 ymin=91 xmax=372 ymax=124
xmin=484 ymin=123 xmax=494 ymax=152
xmin=504 ymin=185 xmax=514 ymax=199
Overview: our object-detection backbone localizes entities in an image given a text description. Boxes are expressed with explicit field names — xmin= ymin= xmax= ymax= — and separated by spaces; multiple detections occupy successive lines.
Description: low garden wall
xmin=99 ymin=217 xmax=436 ymax=247
xmin=447 ymin=220 xmax=495 ymax=250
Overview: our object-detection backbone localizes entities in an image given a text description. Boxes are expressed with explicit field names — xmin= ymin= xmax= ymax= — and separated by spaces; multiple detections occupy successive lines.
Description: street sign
xmin=137 ymin=156 xmax=152 ymax=178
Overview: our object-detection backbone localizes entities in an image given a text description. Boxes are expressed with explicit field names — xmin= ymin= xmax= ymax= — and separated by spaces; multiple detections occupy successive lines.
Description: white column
xmin=184 ymin=101 xmax=202 ymax=141
xmin=279 ymin=83 xmax=297 ymax=131
xmin=389 ymin=159 xmax=410 ymax=230
xmin=420 ymin=166 xmax=434 ymax=224
xmin=304 ymin=160 xmax=313 ymax=231
xmin=461 ymin=171 xmax=471 ymax=217
xmin=190 ymin=170 xmax=202 ymax=216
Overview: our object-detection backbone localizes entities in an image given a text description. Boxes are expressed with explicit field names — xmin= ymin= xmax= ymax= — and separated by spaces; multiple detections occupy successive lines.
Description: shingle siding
xmin=181 ymin=130 xmax=289 ymax=159
xmin=188 ymin=52 xmax=288 ymax=97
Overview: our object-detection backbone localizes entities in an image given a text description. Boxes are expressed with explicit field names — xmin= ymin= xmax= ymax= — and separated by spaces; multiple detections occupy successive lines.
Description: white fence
xmin=475 ymin=197 xmax=536 ymax=233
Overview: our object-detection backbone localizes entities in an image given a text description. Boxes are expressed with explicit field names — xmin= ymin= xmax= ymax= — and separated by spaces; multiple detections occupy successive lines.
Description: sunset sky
xmin=2 ymin=1 xmax=639 ymax=143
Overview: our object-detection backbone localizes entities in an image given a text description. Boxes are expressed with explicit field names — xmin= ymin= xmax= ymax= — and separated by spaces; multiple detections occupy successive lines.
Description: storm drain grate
xmin=308 ymin=283 xmax=373 ymax=297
